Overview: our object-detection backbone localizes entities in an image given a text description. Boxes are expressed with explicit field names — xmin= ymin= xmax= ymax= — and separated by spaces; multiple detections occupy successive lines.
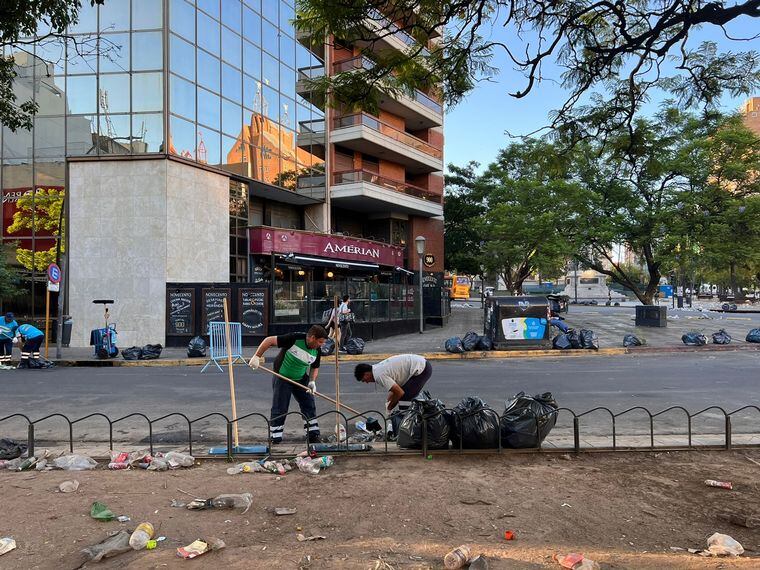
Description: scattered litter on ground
xmin=296 ymin=534 xmax=326 ymax=542
xmin=90 ymin=501 xmax=115 ymax=522
xmin=561 ymin=503 xmax=572 ymax=508
xmin=170 ymin=499 xmax=187 ymax=508
xmin=469 ymin=555 xmax=489 ymax=570
xmin=186 ymin=493 xmax=253 ymax=514
xmin=296 ymin=455 xmax=334 ymax=475
xmin=52 ymin=454 xmax=97 ymax=471
xmin=0 ymin=538 xmax=16 ymax=556
xmin=503 ymin=530 xmax=515 ymax=540
xmin=58 ymin=480 xmax=79 ymax=493
xmin=443 ymin=544 xmax=471 ymax=569
xmin=274 ymin=507 xmax=297 ymax=516
xmin=117 ymin=515 xmax=131 ymax=523
xmin=129 ymin=522 xmax=154 ymax=550
xmin=0 ymin=438 xmax=26 ymax=460
xmin=553 ymin=553 xmax=599 ymax=569
xmin=176 ymin=538 xmax=225 ymax=559
xmin=701 ymin=532 xmax=744 ymax=557
xmin=81 ymin=530 xmax=131 ymax=562
xmin=146 ymin=539 xmax=157 ymax=550
xmin=704 ymin=479 xmax=733 ymax=490
xmin=105 ymin=449 xmax=194 ymax=471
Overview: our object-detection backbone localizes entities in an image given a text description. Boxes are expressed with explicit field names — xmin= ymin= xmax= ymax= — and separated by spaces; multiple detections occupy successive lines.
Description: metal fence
xmin=2 ymin=403 xmax=759 ymax=461
xmin=201 ymin=322 xmax=244 ymax=373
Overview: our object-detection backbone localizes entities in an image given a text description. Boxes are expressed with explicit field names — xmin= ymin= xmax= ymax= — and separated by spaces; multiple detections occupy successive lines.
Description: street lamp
xmin=415 ymin=236 xmax=426 ymax=334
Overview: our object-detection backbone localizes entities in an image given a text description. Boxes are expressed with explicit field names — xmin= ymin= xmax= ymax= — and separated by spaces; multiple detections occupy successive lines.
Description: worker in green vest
xmin=249 ymin=325 xmax=328 ymax=444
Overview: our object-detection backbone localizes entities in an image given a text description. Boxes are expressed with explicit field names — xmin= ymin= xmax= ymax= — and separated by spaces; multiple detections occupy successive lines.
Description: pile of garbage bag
xmin=397 ymin=392 xmax=450 ymax=450
xmin=187 ymin=336 xmax=207 ymax=358
xmin=320 ymin=337 xmax=335 ymax=356
xmin=746 ymin=328 xmax=760 ymax=343
xmin=500 ymin=392 xmax=559 ymax=448
xmin=682 ymin=332 xmax=707 ymax=346
xmin=449 ymin=397 xmax=499 ymax=449
xmin=445 ymin=333 xmax=493 ymax=353
xmin=712 ymin=329 xmax=732 ymax=345
xmin=553 ymin=329 xmax=598 ymax=350
xmin=122 ymin=344 xmax=163 ymax=360
xmin=623 ymin=334 xmax=643 ymax=347
xmin=345 ymin=337 xmax=365 ymax=355
xmin=444 ymin=337 xmax=465 ymax=353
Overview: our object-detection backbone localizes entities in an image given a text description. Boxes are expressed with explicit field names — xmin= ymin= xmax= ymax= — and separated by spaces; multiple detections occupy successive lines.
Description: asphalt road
xmin=1 ymin=351 xmax=759 ymax=446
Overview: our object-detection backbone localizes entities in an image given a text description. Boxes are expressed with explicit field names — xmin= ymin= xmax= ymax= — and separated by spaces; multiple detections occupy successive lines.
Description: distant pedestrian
xmin=16 ymin=323 xmax=44 ymax=369
xmin=0 ymin=312 xmax=19 ymax=369
xmin=354 ymin=354 xmax=432 ymax=413
xmin=338 ymin=295 xmax=353 ymax=351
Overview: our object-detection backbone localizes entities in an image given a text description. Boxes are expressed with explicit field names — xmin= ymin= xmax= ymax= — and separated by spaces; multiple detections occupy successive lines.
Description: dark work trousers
xmin=398 ymin=361 xmax=433 ymax=412
xmin=0 ymin=338 xmax=13 ymax=364
xmin=21 ymin=337 xmax=43 ymax=364
xmin=339 ymin=320 xmax=352 ymax=349
xmin=270 ymin=373 xmax=320 ymax=443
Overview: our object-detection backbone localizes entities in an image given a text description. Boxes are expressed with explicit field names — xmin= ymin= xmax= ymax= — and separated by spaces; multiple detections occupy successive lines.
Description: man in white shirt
xmin=354 ymin=354 xmax=432 ymax=412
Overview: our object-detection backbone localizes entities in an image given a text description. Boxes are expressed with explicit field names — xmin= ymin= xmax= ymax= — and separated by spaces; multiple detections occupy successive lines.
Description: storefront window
xmin=274 ymin=268 xmax=308 ymax=323
xmin=230 ymin=181 xmax=248 ymax=282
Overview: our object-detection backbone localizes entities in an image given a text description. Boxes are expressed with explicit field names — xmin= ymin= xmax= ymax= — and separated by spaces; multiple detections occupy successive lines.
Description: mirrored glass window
xmin=198 ymin=12 xmax=221 ymax=56
xmin=243 ymin=40 xmax=261 ymax=77
xmin=99 ymin=74 xmax=130 ymax=113
xmin=132 ymin=72 xmax=163 ymax=112
xmin=243 ymin=0 xmax=261 ymax=11
xmin=262 ymin=19 xmax=278 ymax=56
xmin=262 ymin=0 xmax=277 ymax=24
xmin=170 ymin=0 xmax=195 ymax=41
xmin=222 ymin=135 xmax=243 ymax=166
xmin=263 ymin=84 xmax=279 ymax=122
xmin=132 ymin=113 xmax=164 ymax=153
xmin=222 ymin=0 xmax=242 ymax=33
xmin=198 ymin=87 xmax=221 ymax=130
xmin=243 ymin=7 xmax=261 ymax=46
xmin=263 ymin=52 xmax=278 ymax=90
xmin=198 ymin=0 xmax=220 ymax=19
xmin=132 ymin=31 xmax=163 ymax=71
xmin=66 ymin=38 xmax=98 ymax=74
xmin=222 ymin=31 xmax=242 ymax=68
xmin=34 ymin=57 xmax=66 ymax=117
xmin=222 ymin=64 xmax=242 ymax=103
xmin=100 ymin=1 xmax=131 ymax=32
xmin=69 ymin=3 xmax=97 ymax=33
xmin=243 ymin=74 xmax=261 ymax=113
xmin=99 ymin=33 xmax=130 ymax=73
xmin=169 ymin=114 xmax=195 ymax=159
xmin=280 ymin=63 xmax=295 ymax=99
xmin=222 ymin=99 xmax=242 ymax=136
xmin=296 ymin=44 xmax=312 ymax=70
xmin=66 ymin=115 xmax=97 ymax=156
xmin=34 ymin=116 xmax=65 ymax=159
xmin=279 ymin=35 xmax=295 ymax=68
xmin=280 ymin=2 xmax=295 ymax=35
xmin=132 ymin=0 xmax=163 ymax=30
xmin=66 ymin=75 xmax=97 ymax=114
xmin=196 ymin=126 xmax=221 ymax=164
xmin=281 ymin=95 xmax=295 ymax=129
xmin=35 ymin=39 xmax=66 ymax=83
xmin=99 ymin=113 xmax=131 ymax=154
xmin=170 ymin=73 xmax=196 ymax=120
xmin=197 ymin=50 xmax=220 ymax=91
xmin=170 ymin=33 xmax=195 ymax=79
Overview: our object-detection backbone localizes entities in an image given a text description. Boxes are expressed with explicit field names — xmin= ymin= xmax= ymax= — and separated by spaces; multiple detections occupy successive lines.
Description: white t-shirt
xmin=372 ymin=354 xmax=427 ymax=392
xmin=338 ymin=301 xmax=350 ymax=314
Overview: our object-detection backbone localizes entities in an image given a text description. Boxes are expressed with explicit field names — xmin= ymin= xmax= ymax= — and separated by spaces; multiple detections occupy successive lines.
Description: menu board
xmin=202 ymin=288 xmax=231 ymax=333
xmin=239 ymin=288 xmax=268 ymax=335
xmin=167 ymin=289 xmax=195 ymax=335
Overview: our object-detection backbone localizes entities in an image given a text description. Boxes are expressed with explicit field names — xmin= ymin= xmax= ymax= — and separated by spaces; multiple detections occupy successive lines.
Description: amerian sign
xmin=249 ymin=227 xmax=404 ymax=266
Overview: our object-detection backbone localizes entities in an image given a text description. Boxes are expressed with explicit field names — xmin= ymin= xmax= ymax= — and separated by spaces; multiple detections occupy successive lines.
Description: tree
xmin=296 ymin=1 xmax=760 ymax=137
xmin=443 ymin=163 xmax=485 ymax=277
xmin=6 ymin=188 xmax=65 ymax=271
xmin=0 ymin=243 xmax=23 ymax=303
xmin=1 ymin=0 xmax=103 ymax=131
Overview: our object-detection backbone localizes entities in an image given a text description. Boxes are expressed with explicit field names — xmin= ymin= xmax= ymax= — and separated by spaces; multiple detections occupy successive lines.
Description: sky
xmin=443 ymin=13 xmax=760 ymax=170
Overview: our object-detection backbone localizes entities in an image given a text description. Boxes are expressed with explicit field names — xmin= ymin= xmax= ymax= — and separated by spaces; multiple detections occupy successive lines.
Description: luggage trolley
xmin=90 ymin=299 xmax=119 ymax=358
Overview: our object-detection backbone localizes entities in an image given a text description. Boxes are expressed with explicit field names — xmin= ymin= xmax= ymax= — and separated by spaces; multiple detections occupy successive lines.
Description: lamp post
xmin=415 ymin=236 xmax=426 ymax=334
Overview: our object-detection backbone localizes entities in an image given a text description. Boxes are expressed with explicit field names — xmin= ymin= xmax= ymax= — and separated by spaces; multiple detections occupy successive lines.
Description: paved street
xmin=2 ymin=350 xmax=759 ymax=447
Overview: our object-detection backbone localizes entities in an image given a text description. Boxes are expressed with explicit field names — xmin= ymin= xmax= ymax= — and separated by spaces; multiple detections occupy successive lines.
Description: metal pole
xmin=418 ymin=256 xmax=424 ymax=334
xmin=55 ymin=256 xmax=66 ymax=359
xmin=574 ymin=261 xmax=578 ymax=304
xmin=222 ymin=298 xmax=240 ymax=449
xmin=44 ymin=287 xmax=50 ymax=358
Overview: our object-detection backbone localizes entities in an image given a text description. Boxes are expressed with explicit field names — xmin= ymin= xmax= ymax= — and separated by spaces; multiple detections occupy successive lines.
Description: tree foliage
xmin=443 ymin=163 xmax=485 ymax=277
xmin=6 ymin=188 xmax=65 ymax=271
xmin=0 ymin=243 xmax=23 ymax=302
xmin=296 ymin=0 xmax=760 ymax=137
xmin=0 ymin=0 xmax=103 ymax=131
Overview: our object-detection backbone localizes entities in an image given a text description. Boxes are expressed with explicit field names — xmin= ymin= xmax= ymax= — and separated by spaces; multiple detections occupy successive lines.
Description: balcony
xmin=331 ymin=113 xmax=442 ymax=174
xmin=331 ymin=169 xmax=443 ymax=217
xmin=364 ymin=9 xmax=430 ymax=58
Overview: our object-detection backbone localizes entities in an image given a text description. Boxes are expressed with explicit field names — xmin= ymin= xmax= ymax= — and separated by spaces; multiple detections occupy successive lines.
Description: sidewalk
xmin=48 ymin=303 xmax=759 ymax=366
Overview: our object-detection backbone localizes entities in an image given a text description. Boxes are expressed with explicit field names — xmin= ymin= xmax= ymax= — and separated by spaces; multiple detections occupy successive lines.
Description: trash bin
xmin=62 ymin=316 xmax=73 ymax=346
xmin=635 ymin=305 xmax=667 ymax=327
xmin=485 ymin=296 xmax=552 ymax=350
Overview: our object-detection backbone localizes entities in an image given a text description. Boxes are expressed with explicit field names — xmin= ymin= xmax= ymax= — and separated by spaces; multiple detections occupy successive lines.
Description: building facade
xmin=742 ymin=97 xmax=760 ymax=136
xmin=1 ymin=0 xmax=445 ymax=346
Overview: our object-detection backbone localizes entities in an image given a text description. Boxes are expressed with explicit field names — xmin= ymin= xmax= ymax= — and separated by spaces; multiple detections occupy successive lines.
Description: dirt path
xmin=1 ymin=451 xmax=760 ymax=569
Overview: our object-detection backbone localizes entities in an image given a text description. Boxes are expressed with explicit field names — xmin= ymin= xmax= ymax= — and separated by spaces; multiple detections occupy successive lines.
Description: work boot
xmin=17 ymin=359 xmax=29 ymax=369
xmin=28 ymin=358 xmax=43 ymax=369
xmin=307 ymin=433 xmax=323 ymax=444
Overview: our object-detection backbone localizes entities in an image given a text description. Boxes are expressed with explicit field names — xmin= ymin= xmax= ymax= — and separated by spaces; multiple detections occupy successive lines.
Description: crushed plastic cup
xmin=704 ymin=533 xmax=744 ymax=557
xmin=52 ymin=454 xmax=97 ymax=471
xmin=58 ymin=480 xmax=80 ymax=493
xmin=0 ymin=538 xmax=16 ymax=556
xmin=165 ymin=451 xmax=195 ymax=469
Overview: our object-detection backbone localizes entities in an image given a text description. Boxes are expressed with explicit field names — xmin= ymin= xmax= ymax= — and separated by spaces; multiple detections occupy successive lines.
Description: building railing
xmin=297 ymin=64 xmax=326 ymax=81
xmin=367 ymin=8 xmax=430 ymax=58
xmin=333 ymin=169 xmax=443 ymax=204
xmin=333 ymin=113 xmax=442 ymax=159
xmin=298 ymin=119 xmax=325 ymax=134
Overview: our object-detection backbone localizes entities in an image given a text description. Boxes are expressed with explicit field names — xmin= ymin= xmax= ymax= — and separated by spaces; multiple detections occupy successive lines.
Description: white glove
xmin=308 ymin=381 xmax=317 ymax=394
xmin=249 ymin=355 xmax=264 ymax=369
xmin=12 ymin=337 xmax=19 ymax=344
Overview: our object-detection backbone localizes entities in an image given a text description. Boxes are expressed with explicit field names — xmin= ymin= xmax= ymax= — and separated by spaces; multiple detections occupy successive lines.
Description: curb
xmin=49 ymin=343 xmax=760 ymax=367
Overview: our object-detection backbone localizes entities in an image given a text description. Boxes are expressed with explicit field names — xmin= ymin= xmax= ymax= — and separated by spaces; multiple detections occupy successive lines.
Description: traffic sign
xmin=47 ymin=281 xmax=60 ymax=292
xmin=47 ymin=263 xmax=61 ymax=284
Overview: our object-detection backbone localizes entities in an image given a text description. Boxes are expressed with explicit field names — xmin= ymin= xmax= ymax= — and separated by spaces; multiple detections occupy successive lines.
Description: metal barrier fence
xmin=201 ymin=322 xmax=244 ymax=373
xmin=2 ymin=403 xmax=759 ymax=461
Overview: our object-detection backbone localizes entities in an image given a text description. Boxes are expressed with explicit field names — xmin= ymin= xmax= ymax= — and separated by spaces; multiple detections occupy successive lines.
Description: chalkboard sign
xmin=239 ymin=288 xmax=268 ymax=335
xmin=202 ymin=288 xmax=231 ymax=332
xmin=167 ymin=289 xmax=195 ymax=335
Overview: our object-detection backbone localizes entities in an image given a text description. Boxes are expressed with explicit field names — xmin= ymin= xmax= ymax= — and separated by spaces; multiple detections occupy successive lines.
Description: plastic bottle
xmin=211 ymin=493 xmax=253 ymax=512
xmin=444 ymin=545 xmax=471 ymax=569
xmin=129 ymin=522 xmax=154 ymax=550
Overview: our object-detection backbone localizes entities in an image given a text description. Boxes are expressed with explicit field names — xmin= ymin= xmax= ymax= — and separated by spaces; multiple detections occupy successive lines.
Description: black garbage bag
xmin=320 ymin=337 xmax=335 ymax=356
xmin=681 ymin=332 xmax=707 ymax=346
xmin=386 ymin=409 xmax=405 ymax=441
xmin=445 ymin=337 xmax=465 ymax=353
xmin=580 ymin=329 xmax=599 ymax=350
xmin=476 ymin=335 xmax=493 ymax=351
xmin=623 ymin=334 xmax=643 ymax=347
xmin=746 ymin=328 xmax=760 ymax=343
xmin=345 ymin=337 xmax=365 ymax=355
xmin=187 ymin=336 xmax=206 ymax=358
xmin=450 ymin=397 xmax=499 ymax=449
xmin=397 ymin=393 xmax=450 ymax=450
xmin=712 ymin=329 xmax=732 ymax=345
xmin=567 ymin=329 xmax=582 ymax=349
xmin=552 ymin=333 xmax=572 ymax=350
xmin=122 ymin=346 xmax=142 ymax=360
xmin=500 ymin=392 xmax=559 ymax=448
xmin=140 ymin=344 xmax=163 ymax=360
xmin=0 ymin=438 xmax=27 ymax=460
xmin=462 ymin=331 xmax=480 ymax=351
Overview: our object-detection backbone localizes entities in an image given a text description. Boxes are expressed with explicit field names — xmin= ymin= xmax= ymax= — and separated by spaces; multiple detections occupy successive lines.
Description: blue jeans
xmin=550 ymin=319 xmax=569 ymax=333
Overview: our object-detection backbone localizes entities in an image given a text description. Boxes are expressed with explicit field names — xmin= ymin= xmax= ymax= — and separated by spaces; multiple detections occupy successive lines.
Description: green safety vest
xmin=278 ymin=339 xmax=318 ymax=380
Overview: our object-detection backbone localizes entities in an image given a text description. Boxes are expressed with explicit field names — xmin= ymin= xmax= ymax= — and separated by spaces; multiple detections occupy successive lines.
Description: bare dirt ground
xmin=2 ymin=451 xmax=760 ymax=569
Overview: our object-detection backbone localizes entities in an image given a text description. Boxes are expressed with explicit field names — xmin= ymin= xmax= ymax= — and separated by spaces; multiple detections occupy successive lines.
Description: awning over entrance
xmin=285 ymin=254 xmax=380 ymax=270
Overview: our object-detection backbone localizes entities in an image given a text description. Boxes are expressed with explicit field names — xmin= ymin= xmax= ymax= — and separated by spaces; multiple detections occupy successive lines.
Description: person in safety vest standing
xmin=249 ymin=325 xmax=328 ymax=444
xmin=16 ymin=323 xmax=45 ymax=369
xmin=0 ymin=312 xmax=19 ymax=369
